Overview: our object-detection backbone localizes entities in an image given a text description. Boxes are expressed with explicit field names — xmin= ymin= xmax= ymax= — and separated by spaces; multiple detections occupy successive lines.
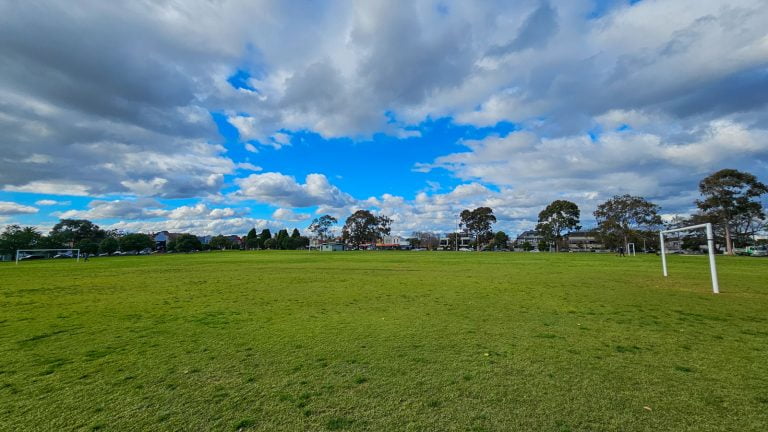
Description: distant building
xmin=377 ymin=235 xmax=411 ymax=250
xmin=153 ymin=231 xmax=182 ymax=250
xmin=438 ymin=231 xmax=473 ymax=250
xmin=320 ymin=243 xmax=346 ymax=252
xmin=566 ymin=230 xmax=603 ymax=252
xmin=515 ymin=230 xmax=543 ymax=248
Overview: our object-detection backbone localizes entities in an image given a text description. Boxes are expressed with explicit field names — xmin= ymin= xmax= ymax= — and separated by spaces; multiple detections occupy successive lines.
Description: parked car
xmin=751 ymin=246 xmax=767 ymax=257
xmin=53 ymin=252 xmax=74 ymax=259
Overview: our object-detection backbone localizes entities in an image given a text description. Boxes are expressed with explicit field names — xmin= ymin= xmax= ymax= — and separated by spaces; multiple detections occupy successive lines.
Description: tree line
xmin=2 ymin=168 xmax=765 ymax=256
xmin=535 ymin=168 xmax=767 ymax=254
xmin=325 ymin=169 xmax=766 ymax=254
xmin=242 ymin=228 xmax=309 ymax=250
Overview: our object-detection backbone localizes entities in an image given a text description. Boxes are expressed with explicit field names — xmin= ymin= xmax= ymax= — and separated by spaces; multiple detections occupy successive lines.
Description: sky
xmin=1 ymin=0 xmax=767 ymax=237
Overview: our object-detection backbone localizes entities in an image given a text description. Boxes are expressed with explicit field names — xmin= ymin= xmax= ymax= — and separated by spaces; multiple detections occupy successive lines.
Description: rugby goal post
xmin=659 ymin=223 xmax=719 ymax=294
xmin=15 ymin=249 xmax=80 ymax=265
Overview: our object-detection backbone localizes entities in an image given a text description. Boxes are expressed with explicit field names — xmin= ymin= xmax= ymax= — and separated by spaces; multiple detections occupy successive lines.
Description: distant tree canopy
xmin=411 ymin=231 xmax=440 ymax=250
xmin=119 ymin=233 xmax=154 ymax=252
xmin=209 ymin=235 xmax=234 ymax=250
xmin=76 ymin=239 xmax=99 ymax=255
xmin=169 ymin=234 xmax=202 ymax=252
xmin=308 ymin=215 xmax=338 ymax=241
xmin=536 ymin=200 xmax=580 ymax=252
xmin=258 ymin=229 xmax=272 ymax=249
xmin=0 ymin=225 xmax=42 ymax=255
xmin=493 ymin=231 xmax=510 ymax=250
xmin=50 ymin=219 xmax=105 ymax=246
xmin=342 ymin=210 xmax=391 ymax=248
xmin=696 ymin=169 xmax=768 ymax=255
xmin=594 ymin=195 xmax=661 ymax=250
xmin=99 ymin=237 xmax=119 ymax=255
xmin=460 ymin=207 xmax=496 ymax=251
xmin=245 ymin=228 xmax=259 ymax=249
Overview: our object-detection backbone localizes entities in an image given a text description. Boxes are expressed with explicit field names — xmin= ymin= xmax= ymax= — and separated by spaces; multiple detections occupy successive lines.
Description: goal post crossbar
xmin=15 ymin=249 xmax=80 ymax=265
xmin=659 ymin=223 xmax=719 ymax=294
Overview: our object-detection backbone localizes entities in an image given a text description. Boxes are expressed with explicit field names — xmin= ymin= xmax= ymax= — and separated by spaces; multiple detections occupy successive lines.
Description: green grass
xmin=1 ymin=251 xmax=767 ymax=431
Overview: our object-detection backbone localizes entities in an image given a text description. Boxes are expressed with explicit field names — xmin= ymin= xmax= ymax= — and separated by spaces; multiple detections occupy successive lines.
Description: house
xmin=566 ymin=230 xmax=604 ymax=252
xmin=377 ymin=235 xmax=412 ymax=250
xmin=320 ymin=242 xmax=345 ymax=252
xmin=438 ymin=234 xmax=473 ymax=250
xmin=152 ymin=231 xmax=182 ymax=250
xmin=515 ymin=230 xmax=543 ymax=249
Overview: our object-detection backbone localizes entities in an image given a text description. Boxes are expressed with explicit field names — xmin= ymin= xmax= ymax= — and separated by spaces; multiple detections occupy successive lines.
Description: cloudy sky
xmin=1 ymin=0 xmax=767 ymax=237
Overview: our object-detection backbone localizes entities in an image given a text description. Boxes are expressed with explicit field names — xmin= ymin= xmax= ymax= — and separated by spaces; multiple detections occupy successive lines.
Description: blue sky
xmin=1 ymin=0 xmax=767 ymax=237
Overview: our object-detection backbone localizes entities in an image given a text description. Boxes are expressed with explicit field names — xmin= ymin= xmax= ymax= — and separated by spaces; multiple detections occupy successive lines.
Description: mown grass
xmin=1 ymin=251 xmax=767 ymax=431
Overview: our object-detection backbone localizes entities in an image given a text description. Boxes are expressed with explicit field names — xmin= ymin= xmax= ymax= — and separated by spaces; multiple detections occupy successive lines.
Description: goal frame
xmin=16 ymin=249 xmax=80 ymax=265
xmin=659 ymin=223 xmax=719 ymax=294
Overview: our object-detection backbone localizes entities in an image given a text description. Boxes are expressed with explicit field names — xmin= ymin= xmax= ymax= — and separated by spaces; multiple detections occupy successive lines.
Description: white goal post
xmin=659 ymin=223 xmax=719 ymax=294
xmin=16 ymin=249 xmax=80 ymax=265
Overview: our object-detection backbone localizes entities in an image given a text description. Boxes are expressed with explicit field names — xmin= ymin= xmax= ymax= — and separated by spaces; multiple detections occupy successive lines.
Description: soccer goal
xmin=659 ymin=223 xmax=719 ymax=294
xmin=627 ymin=243 xmax=636 ymax=256
xmin=15 ymin=249 xmax=80 ymax=264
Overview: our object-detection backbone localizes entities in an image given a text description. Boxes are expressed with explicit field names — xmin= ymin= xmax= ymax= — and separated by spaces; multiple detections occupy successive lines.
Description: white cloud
xmin=0 ymin=201 xmax=39 ymax=215
xmin=3 ymin=181 xmax=91 ymax=196
xmin=57 ymin=198 xmax=165 ymax=220
xmin=105 ymin=217 xmax=282 ymax=237
xmin=272 ymin=208 xmax=311 ymax=222
xmin=236 ymin=162 xmax=262 ymax=171
xmin=244 ymin=143 xmax=259 ymax=153
xmin=233 ymin=172 xmax=355 ymax=208
xmin=1 ymin=0 xmax=767 ymax=227
xmin=35 ymin=199 xmax=71 ymax=206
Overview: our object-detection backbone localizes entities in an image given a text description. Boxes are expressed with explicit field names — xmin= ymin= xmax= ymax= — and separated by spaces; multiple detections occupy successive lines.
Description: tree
xmin=275 ymin=229 xmax=289 ymax=250
xmin=209 ymin=235 xmax=233 ymax=250
xmin=460 ymin=207 xmax=496 ymax=251
xmin=0 ymin=225 xmax=42 ymax=255
xmin=263 ymin=237 xmax=276 ymax=250
xmin=76 ymin=239 xmax=99 ymax=255
xmin=245 ymin=228 xmax=259 ymax=250
xmin=411 ymin=231 xmax=439 ymax=250
xmin=119 ymin=233 xmax=155 ymax=252
xmin=536 ymin=200 xmax=580 ymax=252
xmin=258 ymin=229 xmax=272 ymax=249
xmin=308 ymin=215 xmax=338 ymax=242
xmin=290 ymin=228 xmax=310 ymax=250
xmin=521 ymin=241 xmax=534 ymax=252
xmin=287 ymin=228 xmax=306 ymax=250
xmin=594 ymin=195 xmax=662 ymax=251
xmin=49 ymin=219 xmax=105 ymax=246
xmin=696 ymin=169 xmax=768 ymax=255
xmin=376 ymin=215 xmax=392 ymax=242
xmin=342 ymin=210 xmax=391 ymax=248
xmin=493 ymin=231 xmax=510 ymax=250
xmin=99 ymin=237 xmax=119 ymax=255
xmin=172 ymin=234 xmax=202 ymax=252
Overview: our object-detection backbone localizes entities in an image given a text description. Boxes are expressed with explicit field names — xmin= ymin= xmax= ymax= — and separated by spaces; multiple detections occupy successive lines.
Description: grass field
xmin=1 ymin=251 xmax=767 ymax=431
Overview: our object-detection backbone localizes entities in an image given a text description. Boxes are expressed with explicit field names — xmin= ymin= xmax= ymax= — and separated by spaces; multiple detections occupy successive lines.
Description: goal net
xmin=659 ymin=223 xmax=719 ymax=294
xmin=15 ymin=249 xmax=80 ymax=264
